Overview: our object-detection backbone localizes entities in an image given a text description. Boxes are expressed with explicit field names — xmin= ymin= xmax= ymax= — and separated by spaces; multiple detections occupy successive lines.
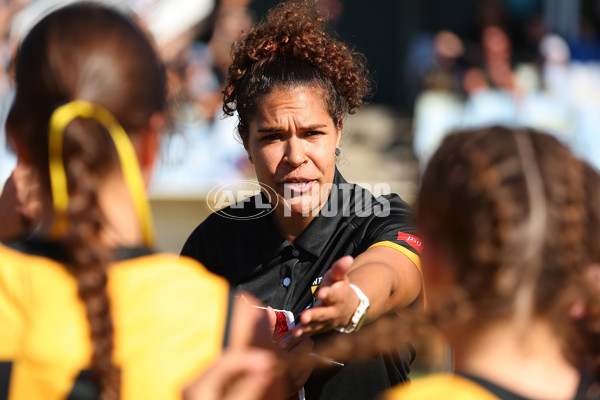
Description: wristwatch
xmin=337 ymin=284 xmax=370 ymax=333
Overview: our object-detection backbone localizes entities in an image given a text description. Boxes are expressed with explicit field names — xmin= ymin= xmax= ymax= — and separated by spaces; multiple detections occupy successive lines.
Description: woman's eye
xmin=261 ymin=134 xmax=281 ymax=141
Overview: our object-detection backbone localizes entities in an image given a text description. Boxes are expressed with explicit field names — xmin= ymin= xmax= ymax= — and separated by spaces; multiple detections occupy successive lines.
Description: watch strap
xmin=336 ymin=283 xmax=370 ymax=333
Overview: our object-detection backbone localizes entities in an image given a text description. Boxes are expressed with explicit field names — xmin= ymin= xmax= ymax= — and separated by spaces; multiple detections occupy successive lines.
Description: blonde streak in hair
xmin=508 ymin=131 xmax=548 ymax=330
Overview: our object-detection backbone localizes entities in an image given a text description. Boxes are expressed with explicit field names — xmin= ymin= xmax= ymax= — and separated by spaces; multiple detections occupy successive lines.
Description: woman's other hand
xmin=182 ymin=348 xmax=284 ymax=400
xmin=267 ymin=307 xmax=314 ymax=396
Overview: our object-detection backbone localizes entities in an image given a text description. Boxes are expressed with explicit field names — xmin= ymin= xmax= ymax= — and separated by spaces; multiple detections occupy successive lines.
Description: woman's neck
xmin=449 ymin=318 xmax=579 ymax=400
xmin=271 ymin=206 xmax=316 ymax=242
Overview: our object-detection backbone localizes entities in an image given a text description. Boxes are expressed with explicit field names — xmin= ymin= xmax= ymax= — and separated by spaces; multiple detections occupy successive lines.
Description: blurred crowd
xmin=2 ymin=0 xmax=600 ymax=195
xmin=409 ymin=0 xmax=600 ymax=172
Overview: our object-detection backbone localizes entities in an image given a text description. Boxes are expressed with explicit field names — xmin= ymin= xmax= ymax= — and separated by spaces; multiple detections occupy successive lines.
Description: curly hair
xmin=7 ymin=4 xmax=166 ymax=399
xmin=417 ymin=127 xmax=600 ymax=364
xmin=223 ymin=0 xmax=371 ymax=141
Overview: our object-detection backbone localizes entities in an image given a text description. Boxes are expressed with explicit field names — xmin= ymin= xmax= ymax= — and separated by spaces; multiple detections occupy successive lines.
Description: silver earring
xmin=335 ymin=148 xmax=341 ymax=156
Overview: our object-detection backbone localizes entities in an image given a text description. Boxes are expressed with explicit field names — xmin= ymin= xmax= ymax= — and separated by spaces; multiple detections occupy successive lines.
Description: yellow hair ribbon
xmin=48 ymin=99 xmax=156 ymax=248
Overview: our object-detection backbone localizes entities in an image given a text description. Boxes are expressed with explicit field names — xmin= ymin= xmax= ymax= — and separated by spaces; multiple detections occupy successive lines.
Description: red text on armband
xmin=397 ymin=232 xmax=423 ymax=253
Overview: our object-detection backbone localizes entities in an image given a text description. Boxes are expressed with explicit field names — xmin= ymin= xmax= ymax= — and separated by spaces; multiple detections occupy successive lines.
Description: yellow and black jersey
xmin=181 ymin=168 xmax=422 ymax=400
xmin=382 ymin=374 xmax=502 ymax=400
xmin=382 ymin=372 xmax=600 ymax=400
xmin=0 ymin=241 xmax=231 ymax=400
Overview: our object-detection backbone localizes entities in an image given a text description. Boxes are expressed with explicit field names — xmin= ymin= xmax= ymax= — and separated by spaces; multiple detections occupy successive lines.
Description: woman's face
xmin=246 ymin=85 xmax=341 ymax=217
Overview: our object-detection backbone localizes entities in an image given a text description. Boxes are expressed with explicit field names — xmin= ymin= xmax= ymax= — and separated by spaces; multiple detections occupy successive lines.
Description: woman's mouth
xmin=281 ymin=179 xmax=316 ymax=195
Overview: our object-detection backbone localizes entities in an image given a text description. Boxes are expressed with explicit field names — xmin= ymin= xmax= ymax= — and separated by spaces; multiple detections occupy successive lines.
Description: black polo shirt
xmin=181 ymin=169 xmax=421 ymax=400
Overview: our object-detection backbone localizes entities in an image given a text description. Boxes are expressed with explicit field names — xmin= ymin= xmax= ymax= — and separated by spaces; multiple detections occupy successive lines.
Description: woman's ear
xmin=240 ymin=131 xmax=252 ymax=164
xmin=335 ymin=119 xmax=343 ymax=148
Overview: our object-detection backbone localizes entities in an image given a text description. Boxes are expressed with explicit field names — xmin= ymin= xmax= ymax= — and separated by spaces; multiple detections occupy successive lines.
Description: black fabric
xmin=0 ymin=362 xmax=11 ymax=400
xmin=222 ymin=289 xmax=237 ymax=348
xmin=574 ymin=365 xmax=600 ymax=400
xmin=461 ymin=370 xmax=600 ymax=400
xmin=66 ymin=370 xmax=100 ymax=400
xmin=181 ymin=169 xmax=420 ymax=400
xmin=6 ymin=239 xmax=153 ymax=263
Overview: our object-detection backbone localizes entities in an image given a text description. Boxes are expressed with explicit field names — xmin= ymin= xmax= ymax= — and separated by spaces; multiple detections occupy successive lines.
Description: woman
xmin=383 ymin=127 xmax=600 ymax=399
xmin=0 ymin=4 xmax=276 ymax=399
xmin=180 ymin=1 xmax=422 ymax=399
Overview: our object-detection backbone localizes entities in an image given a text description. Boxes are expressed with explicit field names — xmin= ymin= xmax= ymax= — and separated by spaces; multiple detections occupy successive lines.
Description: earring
xmin=248 ymin=155 xmax=253 ymax=164
xmin=335 ymin=148 xmax=341 ymax=156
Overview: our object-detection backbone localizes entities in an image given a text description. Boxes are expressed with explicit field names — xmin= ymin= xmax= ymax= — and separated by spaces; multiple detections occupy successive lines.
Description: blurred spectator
xmin=410 ymin=1 xmax=600 ymax=174
xmin=0 ymin=0 xmax=24 ymax=187
xmin=149 ymin=0 xmax=254 ymax=197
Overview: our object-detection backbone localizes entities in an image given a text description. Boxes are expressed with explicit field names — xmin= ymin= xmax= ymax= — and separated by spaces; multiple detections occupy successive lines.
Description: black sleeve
xmin=180 ymin=223 xmax=205 ymax=261
xmin=179 ymin=215 xmax=253 ymax=283
xmin=360 ymin=194 xmax=422 ymax=256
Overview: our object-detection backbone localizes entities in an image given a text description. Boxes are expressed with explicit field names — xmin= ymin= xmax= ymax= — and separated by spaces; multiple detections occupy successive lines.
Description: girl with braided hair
xmin=0 ymin=3 xmax=278 ymax=400
xmin=181 ymin=1 xmax=422 ymax=399
xmin=382 ymin=126 xmax=600 ymax=399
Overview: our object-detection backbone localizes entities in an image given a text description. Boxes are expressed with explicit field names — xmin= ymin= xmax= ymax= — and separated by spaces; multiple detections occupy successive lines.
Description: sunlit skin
xmin=245 ymin=85 xmax=341 ymax=241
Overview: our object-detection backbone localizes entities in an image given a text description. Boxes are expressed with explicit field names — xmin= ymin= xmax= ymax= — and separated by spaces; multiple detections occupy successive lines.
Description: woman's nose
xmin=284 ymin=138 xmax=307 ymax=167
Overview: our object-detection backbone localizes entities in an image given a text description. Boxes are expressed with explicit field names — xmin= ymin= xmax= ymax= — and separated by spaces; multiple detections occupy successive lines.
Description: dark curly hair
xmin=223 ymin=0 xmax=371 ymax=142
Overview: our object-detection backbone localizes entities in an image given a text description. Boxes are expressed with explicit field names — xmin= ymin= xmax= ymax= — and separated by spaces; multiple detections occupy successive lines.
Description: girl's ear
xmin=420 ymin=231 xmax=456 ymax=308
xmin=138 ymin=112 xmax=165 ymax=186
xmin=6 ymin=124 xmax=30 ymax=165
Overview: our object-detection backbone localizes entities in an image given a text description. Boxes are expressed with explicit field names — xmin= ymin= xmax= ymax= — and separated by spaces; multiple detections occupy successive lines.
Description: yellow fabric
xmin=47 ymin=99 xmax=155 ymax=247
xmin=368 ymin=240 xmax=426 ymax=308
xmin=368 ymin=241 xmax=421 ymax=273
xmin=0 ymin=244 xmax=229 ymax=400
xmin=383 ymin=373 xmax=501 ymax=400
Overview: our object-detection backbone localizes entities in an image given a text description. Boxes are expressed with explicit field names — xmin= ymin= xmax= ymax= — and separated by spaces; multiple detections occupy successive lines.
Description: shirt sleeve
xmin=360 ymin=194 xmax=422 ymax=269
xmin=180 ymin=222 xmax=205 ymax=261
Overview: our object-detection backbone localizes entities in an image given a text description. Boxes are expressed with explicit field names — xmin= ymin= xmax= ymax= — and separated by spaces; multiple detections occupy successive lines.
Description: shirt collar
xmin=254 ymin=169 xmax=350 ymax=259
xmin=294 ymin=168 xmax=348 ymax=257
xmin=256 ymin=193 xmax=290 ymax=259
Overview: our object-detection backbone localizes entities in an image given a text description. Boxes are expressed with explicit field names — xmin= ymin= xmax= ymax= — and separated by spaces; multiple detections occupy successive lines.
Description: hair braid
xmin=534 ymin=133 xmax=586 ymax=318
xmin=63 ymin=119 xmax=120 ymax=399
xmin=419 ymin=128 xmax=525 ymax=326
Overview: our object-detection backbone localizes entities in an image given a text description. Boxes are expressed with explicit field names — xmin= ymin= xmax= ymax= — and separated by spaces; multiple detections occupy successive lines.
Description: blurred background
xmin=0 ymin=0 xmax=599 ymax=377
xmin=3 ymin=0 xmax=600 ymax=251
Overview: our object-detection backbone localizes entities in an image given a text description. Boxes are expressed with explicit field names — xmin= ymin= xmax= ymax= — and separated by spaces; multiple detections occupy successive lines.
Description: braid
xmin=419 ymin=128 xmax=526 ymax=327
xmin=534 ymin=133 xmax=586 ymax=319
xmin=63 ymin=119 xmax=120 ymax=399
xmin=418 ymin=127 xmax=595 ymax=332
